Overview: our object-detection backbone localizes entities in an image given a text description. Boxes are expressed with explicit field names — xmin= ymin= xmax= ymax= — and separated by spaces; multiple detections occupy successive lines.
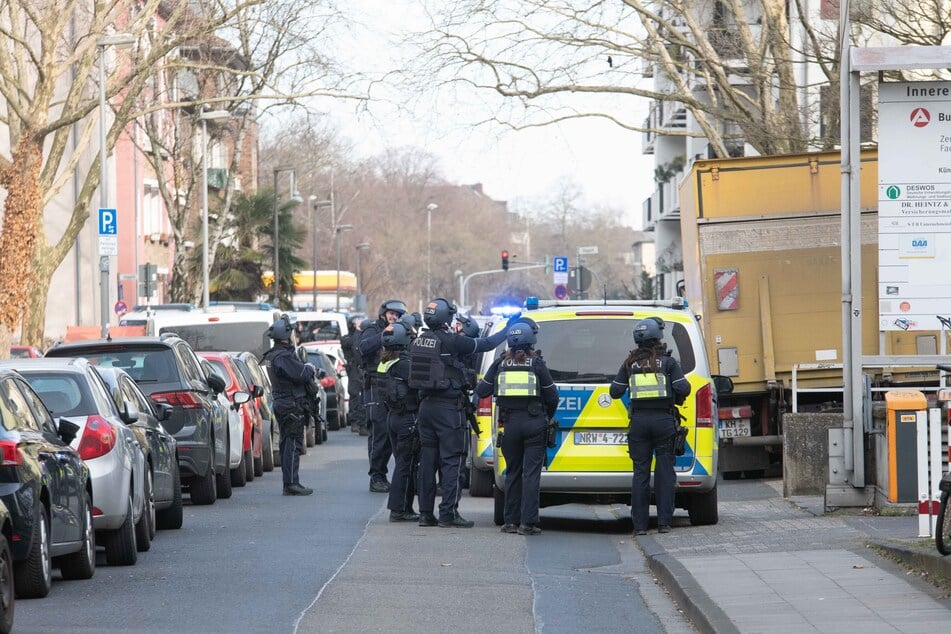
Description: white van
xmin=289 ymin=311 xmax=349 ymax=343
xmin=147 ymin=307 xmax=281 ymax=360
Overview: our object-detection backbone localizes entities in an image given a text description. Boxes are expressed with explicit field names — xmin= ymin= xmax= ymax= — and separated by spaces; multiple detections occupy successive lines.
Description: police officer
xmin=341 ymin=317 xmax=367 ymax=435
xmin=377 ymin=323 xmax=421 ymax=522
xmin=409 ymin=298 xmax=515 ymax=528
xmin=476 ymin=322 xmax=558 ymax=535
xmin=609 ymin=317 xmax=690 ymax=535
xmin=262 ymin=314 xmax=317 ymax=496
xmin=359 ymin=299 xmax=408 ymax=492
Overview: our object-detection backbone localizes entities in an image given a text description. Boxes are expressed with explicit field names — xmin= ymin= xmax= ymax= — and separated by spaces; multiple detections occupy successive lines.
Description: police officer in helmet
xmin=476 ymin=321 xmax=558 ymax=535
xmin=409 ymin=298 xmax=516 ymax=528
xmin=262 ymin=314 xmax=317 ymax=496
xmin=359 ymin=299 xmax=408 ymax=492
xmin=609 ymin=317 xmax=690 ymax=534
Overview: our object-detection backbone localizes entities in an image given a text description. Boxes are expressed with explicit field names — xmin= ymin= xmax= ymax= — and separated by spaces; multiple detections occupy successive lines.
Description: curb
xmin=867 ymin=539 xmax=951 ymax=590
xmin=637 ymin=534 xmax=740 ymax=634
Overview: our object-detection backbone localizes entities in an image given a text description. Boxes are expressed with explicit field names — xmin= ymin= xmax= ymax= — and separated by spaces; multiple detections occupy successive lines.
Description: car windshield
xmin=162 ymin=323 xmax=271 ymax=360
xmin=495 ymin=318 xmax=696 ymax=384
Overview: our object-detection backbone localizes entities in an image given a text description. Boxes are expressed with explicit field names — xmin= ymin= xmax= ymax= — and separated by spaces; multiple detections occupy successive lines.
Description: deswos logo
xmin=899 ymin=235 xmax=935 ymax=258
xmin=910 ymin=107 xmax=931 ymax=127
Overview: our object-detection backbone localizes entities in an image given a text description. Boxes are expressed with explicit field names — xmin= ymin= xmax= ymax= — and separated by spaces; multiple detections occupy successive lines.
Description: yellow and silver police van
xmin=482 ymin=298 xmax=729 ymax=526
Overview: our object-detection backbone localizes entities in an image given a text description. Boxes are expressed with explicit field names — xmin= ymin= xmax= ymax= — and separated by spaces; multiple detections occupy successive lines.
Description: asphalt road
xmin=15 ymin=430 xmax=694 ymax=634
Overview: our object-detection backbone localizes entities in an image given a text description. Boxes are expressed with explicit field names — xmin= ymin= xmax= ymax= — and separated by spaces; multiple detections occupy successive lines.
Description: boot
xmin=283 ymin=483 xmax=314 ymax=496
xmin=438 ymin=513 xmax=474 ymax=528
xmin=418 ymin=513 xmax=438 ymax=527
xmin=389 ymin=510 xmax=421 ymax=522
xmin=369 ymin=477 xmax=390 ymax=493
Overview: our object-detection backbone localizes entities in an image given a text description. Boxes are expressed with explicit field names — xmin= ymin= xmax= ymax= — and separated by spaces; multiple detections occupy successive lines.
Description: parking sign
xmin=553 ymin=256 xmax=569 ymax=285
xmin=98 ymin=208 xmax=117 ymax=235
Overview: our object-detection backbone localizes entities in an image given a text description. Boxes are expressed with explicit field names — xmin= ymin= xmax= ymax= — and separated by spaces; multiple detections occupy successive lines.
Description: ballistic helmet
xmin=456 ymin=314 xmax=480 ymax=338
xmin=506 ymin=323 xmax=536 ymax=348
xmin=267 ymin=313 xmax=295 ymax=341
xmin=633 ymin=318 xmax=664 ymax=345
xmin=423 ymin=298 xmax=456 ymax=329
xmin=381 ymin=323 xmax=411 ymax=349
xmin=378 ymin=299 xmax=407 ymax=319
xmin=359 ymin=318 xmax=374 ymax=332
xmin=399 ymin=312 xmax=423 ymax=333
xmin=513 ymin=316 xmax=539 ymax=334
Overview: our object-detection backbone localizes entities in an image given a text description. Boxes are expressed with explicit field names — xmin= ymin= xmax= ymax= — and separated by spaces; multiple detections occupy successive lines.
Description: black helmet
xmin=513 ymin=316 xmax=539 ymax=334
xmin=359 ymin=318 xmax=374 ymax=332
xmin=267 ymin=314 xmax=294 ymax=341
xmin=456 ymin=314 xmax=480 ymax=338
xmin=423 ymin=298 xmax=456 ymax=329
xmin=506 ymin=323 xmax=536 ymax=348
xmin=633 ymin=318 xmax=664 ymax=345
xmin=398 ymin=312 xmax=420 ymax=333
xmin=378 ymin=299 xmax=407 ymax=319
xmin=381 ymin=323 xmax=411 ymax=349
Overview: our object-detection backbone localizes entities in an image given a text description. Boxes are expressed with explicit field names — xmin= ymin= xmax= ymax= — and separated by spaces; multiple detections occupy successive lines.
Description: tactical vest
xmin=495 ymin=359 xmax=542 ymax=412
xmin=378 ymin=358 xmax=418 ymax=413
xmin=628 ymin=360 xmax=673 ymax=408
xmin=408 ymin=331 xmax=458 ymax=391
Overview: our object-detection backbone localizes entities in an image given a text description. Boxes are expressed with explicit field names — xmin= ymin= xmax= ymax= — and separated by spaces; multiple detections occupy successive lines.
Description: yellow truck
xmin=679 ymin=150 xmax=938 ymax=476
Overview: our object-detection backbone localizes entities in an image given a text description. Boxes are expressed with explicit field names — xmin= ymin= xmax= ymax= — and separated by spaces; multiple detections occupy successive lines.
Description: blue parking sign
xmin=98 ymin=208 xmax=117 ymax=235
xmin=553 ymin=256 xmax=568 ymax=273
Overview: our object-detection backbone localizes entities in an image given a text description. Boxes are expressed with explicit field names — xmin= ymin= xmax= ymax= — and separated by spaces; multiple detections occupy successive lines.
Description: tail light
xmin=477 ymin=396 xmax=492 ymax=417
xmin=695 ymin=383 xmax=714 ymax=428
xmin=78 ymin=415 xmax=117 ymax=460
xmin=320 ymin=377 xmax=335 ymax=389
xmin=151 ymin=390 xmax=203 ymax=409
xmin=0 ymin=440 xmax=22 ymax=466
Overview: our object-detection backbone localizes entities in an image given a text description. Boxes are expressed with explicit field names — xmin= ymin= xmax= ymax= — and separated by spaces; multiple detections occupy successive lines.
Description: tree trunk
xmin=0 ymin=137 xmax=43 ymax=344
xmin=21 ymin=244 xmax=56 ymax=347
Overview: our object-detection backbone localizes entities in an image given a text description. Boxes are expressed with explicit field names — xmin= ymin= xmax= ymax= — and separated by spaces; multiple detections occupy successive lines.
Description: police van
xmin=482 ymin=298 xmax=730 ymax=526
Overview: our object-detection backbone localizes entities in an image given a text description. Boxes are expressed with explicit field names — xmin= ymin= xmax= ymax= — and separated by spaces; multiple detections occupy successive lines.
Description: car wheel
xmin=59 ymin=491 xmax=96 ymax=580
xmin=262 ymin=432 xmax=275 ymax=472
xmin=0 ymin=531 xmax=13 ymax=633
xmin=327 ymin=410 xmax=340 ymax=431
xmin=305 ymin=423 xmax=315 ymax=447
xmin=104 ymin=495 xmax=138 ymax=566
xmin=244 ymin=448 xmax=254 ymax=482
xmin=493 ymin=484 xmax=505 ymax=527
xmin=14 ymin=501 xmax=52 ymax=598
xmin=191 ymin=446 xmax=218 ymax=505
xmin=469 ymin=467 xmax=493 ymax=498
xmin=253 ymin=437 xmax=264 ymax=477
xmin=314 ymin=420 xmax=323 ymax=445
xmin=156 ymin=464 xmax=183 ymax=529
xmin=687 ymin=484 xmax=719 ymax=526
xmin=134 ymin=471 xmax=154 ymax=552
xmin=229 ymin=447 xmax=247 ymax=488
xmin=321 ymin=424 xmax=328 ymax=443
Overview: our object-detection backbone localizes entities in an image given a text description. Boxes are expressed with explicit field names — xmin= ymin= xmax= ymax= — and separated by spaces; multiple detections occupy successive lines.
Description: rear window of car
xmin=300 ymin=320 xmax=342 ymax=341
xmin=495 ymin=317 xmax=696 ymax=383
xmin=49 ymin=345 xmax=181 ymax=384
xmin=162 ymin=323 xmax=271 ymax=360
xmin=20 ymin=373 xmax=97 ymax=417
xmin=305 ymin=351 xmax=335 ymax=376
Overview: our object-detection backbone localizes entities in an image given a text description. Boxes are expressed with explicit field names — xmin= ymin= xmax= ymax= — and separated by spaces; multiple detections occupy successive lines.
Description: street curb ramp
xmin=637 ymin=535 xmax=740 ymax=634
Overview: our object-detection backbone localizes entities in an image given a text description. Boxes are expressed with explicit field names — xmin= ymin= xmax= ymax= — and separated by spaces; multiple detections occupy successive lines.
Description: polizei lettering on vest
xmin=414 ymin=337 xmax=438 ymax=349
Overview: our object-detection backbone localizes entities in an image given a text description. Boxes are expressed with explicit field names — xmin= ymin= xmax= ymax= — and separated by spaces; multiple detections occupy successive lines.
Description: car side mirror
xmin=155 ymin=403 xmax=173 ymax=422
xmin=206 ymin=372 xmax=226 ymax=394
xmin=120 ymin=400 xmax=140 ymax=424
xmin=251 ymin=384 xmax=264 ymax=398
xmin=712 ymin=375 xmax=734 ymax=396
xmin=58 ymin=418 xmax=81 ymax=445
xmin=232 ymin=391 xmax=251 ymax=410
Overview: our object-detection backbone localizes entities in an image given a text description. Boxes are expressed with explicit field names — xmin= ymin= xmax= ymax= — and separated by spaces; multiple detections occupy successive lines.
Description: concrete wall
xmin=783 ymin=413 xmax=843 ymax=496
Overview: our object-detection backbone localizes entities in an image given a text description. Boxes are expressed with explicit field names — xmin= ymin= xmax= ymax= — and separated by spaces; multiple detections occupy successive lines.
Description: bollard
xmin=916 ymin=406 xmax=943 ymax=537
xmin=885 ymin=390 xmax=927 ymax=504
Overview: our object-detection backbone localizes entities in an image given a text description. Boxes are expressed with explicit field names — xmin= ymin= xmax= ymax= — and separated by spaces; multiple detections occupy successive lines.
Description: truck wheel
xmin=687 ymin=485 xmax=719 ymax=526
xmin=469 ymin=467 xmax=493 ymax=498
xmin=493 ymin=483 xmax=505 ymax=526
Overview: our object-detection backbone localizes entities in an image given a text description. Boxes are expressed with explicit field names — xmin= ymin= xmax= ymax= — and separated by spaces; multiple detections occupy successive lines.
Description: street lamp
xmin=355 ymin=242 xmax=370 ymax=310
xmin=310 ymin=196 xmax=333 ymax=310
xmin=97 ymin=32 xmax=136 ymax=338
xmin=272 ymin=166 xmax=302 ymax=306
xmin=199 ymin=109 xmax=231 ymax=310
xmin=334 ymin=224 xmax=353 ymax=311
xmin=426 ymin=202 xmax=439 ymax=300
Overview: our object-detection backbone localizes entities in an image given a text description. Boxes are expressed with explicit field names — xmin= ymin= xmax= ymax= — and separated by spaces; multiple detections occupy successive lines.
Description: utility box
xmin=885 ymin=390 xmax=927 ymax=503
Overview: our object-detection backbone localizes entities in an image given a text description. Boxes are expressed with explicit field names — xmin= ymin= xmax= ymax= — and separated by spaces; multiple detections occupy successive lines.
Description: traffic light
xmin=501 ymin=249 xmax=509 ymax=271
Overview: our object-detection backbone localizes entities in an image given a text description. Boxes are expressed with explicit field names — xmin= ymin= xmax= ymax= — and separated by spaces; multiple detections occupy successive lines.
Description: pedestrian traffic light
xmin=501 ymin=250 xmax=509 ymax=271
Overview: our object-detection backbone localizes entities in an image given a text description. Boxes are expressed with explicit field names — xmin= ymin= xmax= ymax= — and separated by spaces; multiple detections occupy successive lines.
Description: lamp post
xmin=97 ymin=32 xmax=136 ymax=338
xmin=355 ymin=242 xmax=370 ymax=311
xmin=426 ymin=202 xmax=438 ymax=300
xmin=310 ymin=196 xmax=333 ymax=310
xmin=272 ymin=166 xmax=302 ymax=307
xmin=334 ymin=224 xmax=353 ymax=311
xmin=199 ymin=109 xmax=231 ymax=310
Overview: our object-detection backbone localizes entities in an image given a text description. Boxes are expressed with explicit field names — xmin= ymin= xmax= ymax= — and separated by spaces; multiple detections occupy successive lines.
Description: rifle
xmin=463 ymin=394 xmax=480 ymax=437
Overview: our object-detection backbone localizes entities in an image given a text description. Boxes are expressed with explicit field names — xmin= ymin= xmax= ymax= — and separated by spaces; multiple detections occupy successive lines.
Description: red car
xmin=197 ymin=352 xmax=265 ymax=481
xmin=10 ymin=345 xmax=43 ymax=358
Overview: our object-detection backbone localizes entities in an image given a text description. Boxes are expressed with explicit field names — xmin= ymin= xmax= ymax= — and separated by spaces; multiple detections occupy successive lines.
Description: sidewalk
xmin=638 ymin=479 xmax=951 ymax=633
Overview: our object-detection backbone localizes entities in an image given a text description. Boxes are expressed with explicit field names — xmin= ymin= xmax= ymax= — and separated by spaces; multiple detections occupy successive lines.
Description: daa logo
xmin=910 ymin=107 xmax=931 ymax=127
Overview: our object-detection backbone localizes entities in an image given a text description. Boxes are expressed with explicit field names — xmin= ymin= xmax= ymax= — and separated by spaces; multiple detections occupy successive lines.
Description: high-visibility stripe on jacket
xmin=629 ymin=372 xmax=669 ymax=401
xmin=496 ymin=369 xmax=540 ymax=397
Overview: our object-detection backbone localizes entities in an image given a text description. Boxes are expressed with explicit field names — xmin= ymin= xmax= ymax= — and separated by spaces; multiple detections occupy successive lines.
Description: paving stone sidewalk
xmin=636 ymin=479 xmax=951 ymax=633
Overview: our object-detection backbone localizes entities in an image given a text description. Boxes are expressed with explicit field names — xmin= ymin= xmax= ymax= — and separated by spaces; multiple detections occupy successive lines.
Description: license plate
xmin=719 ymin=418 xmax=751 ymax=438
xmin=574 ymin=431 xmax=628 ymax=445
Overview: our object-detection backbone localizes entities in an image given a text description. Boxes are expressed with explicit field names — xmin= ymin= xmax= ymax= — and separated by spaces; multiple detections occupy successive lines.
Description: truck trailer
xmin=679 ymin=150 xmax=940 ymax=477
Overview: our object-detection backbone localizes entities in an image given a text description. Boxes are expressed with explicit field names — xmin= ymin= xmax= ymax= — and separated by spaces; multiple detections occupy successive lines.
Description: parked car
xmin=44 ymin=336 xmax=230 ymax=506
xmin=0 ymin=368 xmax=94 ymax=598
xmin=199 ymin=353 xmax=259 ymax=482
xmin=1 ymin=358 xmax=150 ymax=564
xmin=228 ymin=352 xmax=275 ymax=473
xmin=96 ymin=366 xmax=183 ymax=530
xmin=0 ymin=499 xmax=14 ymax=632
xmin=301 ymin=340 xmax=349 ymax=421
xmin=9 ymin=346 xmax=42 ymax=359
xmin=300 ymin=346 xmax=344 ymax=431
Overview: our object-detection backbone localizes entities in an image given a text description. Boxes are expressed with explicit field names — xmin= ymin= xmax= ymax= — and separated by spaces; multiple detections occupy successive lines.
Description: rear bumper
xmin=177 ymin=440 xmax=213 ymax=478
xmin=88 ymin=452 xmax=132 ymax=531
xmin=495 ymin=470 xmax=717 ymax=495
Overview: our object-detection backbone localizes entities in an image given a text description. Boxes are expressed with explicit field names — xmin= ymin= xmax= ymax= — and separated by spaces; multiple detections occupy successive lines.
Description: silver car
xmin=0 ymin=358 xmax=149 ymax=565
